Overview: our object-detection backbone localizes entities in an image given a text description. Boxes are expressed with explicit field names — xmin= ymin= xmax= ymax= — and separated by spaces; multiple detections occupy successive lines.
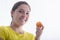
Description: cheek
xmin=12 ymin=13 xmax=18 ymax=20
xmin=25 ymin=15 xmax=29 ymax=21
xmin=27 ymin=15 xmax=29 ymax=19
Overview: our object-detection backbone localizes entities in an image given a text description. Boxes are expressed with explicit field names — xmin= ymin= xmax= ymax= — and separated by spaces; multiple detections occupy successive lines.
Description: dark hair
xmin=12 ymin=1 xmax=31 ymax=11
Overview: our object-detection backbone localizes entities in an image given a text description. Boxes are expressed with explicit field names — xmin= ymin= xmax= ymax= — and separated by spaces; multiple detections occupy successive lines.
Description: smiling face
xmin=11 ymin=4 xmax=30 ymax=26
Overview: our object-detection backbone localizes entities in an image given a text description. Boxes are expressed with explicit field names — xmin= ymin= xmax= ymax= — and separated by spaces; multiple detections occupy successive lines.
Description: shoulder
xmin=0 ymin=26 xmax=5 ymax=31
xmin=0 ymin=26 xmax=9 ymax=33
xmin=0 ymin=26 xmax=9 ymax=40
xmin=0 ymin=26 xmax=9 ymax=31
xmin=0 ymin=26 xmax=9 ymax=37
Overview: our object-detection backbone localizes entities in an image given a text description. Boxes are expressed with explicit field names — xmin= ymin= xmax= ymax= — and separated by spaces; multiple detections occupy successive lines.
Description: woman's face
xmin=11 ymin=4 xmax=30 ymax=26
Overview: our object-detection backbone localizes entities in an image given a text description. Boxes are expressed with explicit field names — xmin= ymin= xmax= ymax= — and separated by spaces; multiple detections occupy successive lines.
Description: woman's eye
xmin=26 ymin=13 xmax=29 ymax=14
xmin=19 ymin=11 xmax=23 ymax=13
xmin=19 ymin=10 xmax=24 ymax=13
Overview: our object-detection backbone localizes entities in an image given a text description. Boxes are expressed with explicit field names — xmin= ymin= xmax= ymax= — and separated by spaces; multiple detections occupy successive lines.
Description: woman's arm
xmin=35 ymin=25 xmax=44 ymax=40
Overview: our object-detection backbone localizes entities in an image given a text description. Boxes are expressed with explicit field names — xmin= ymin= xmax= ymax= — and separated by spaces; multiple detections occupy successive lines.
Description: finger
xmin=36 ymin=27 xmax=42 ymax=32
xmin=41 ymin=24 xmax=44 ymax=30
xmin=36 ymin=26 xmax=44 ymax=30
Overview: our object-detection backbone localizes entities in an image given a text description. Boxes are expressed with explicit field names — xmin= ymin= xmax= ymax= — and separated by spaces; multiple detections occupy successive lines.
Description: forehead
xmin=17 ymin=4 xmax=30 ymax=12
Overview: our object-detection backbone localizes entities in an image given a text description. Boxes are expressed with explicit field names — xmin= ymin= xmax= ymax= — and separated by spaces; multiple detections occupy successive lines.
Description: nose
xmin=22 ymin=13 xmax=27 ymax=18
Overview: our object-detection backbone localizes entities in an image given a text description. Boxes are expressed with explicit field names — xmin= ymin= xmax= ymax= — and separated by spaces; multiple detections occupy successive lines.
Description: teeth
xmin=19 ymin=17 xmax=27 ymax=23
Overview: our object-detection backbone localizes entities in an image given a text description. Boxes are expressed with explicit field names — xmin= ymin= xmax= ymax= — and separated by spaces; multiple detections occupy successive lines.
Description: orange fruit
xmin=36 ymin=21 xmax=42 ymax=28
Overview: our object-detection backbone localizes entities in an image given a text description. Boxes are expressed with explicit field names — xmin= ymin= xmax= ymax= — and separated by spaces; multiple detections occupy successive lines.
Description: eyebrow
xmin=19 ymin=9 xmax=30 ymax=12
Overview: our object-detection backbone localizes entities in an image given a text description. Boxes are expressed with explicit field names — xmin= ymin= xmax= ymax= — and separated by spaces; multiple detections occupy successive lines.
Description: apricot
xmin=36 ymin=21 xmax=42 ymax=28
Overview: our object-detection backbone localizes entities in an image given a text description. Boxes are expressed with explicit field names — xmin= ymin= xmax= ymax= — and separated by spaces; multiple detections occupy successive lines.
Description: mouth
xmin=19 ymin=18 xmax=26 ymax=22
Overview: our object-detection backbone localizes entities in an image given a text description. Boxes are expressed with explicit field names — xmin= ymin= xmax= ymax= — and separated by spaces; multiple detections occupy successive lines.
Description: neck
xmin=10 ymin=22 xmax=24 ymax=34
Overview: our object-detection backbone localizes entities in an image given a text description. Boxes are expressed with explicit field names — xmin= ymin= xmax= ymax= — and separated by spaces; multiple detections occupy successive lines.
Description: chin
xmin=18 ymin=22 xmax=25 ymax=26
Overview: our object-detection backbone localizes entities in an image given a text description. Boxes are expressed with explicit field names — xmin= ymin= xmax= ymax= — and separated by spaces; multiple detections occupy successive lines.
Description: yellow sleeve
xmin=0 ymin=27 xmax=6 ymax=40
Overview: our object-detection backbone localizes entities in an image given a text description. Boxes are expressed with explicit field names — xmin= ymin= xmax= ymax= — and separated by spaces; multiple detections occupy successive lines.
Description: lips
xmin=19 ymin=17 xmax=26 ymax=22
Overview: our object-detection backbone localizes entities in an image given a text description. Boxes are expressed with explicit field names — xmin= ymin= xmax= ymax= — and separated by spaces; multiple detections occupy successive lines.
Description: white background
xmin=0 ymin=0 xmax=60 ymax=40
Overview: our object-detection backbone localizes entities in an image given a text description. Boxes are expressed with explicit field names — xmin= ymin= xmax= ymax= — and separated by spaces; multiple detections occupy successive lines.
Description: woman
xmin=0 ymin=1 xmax=44 ymax=40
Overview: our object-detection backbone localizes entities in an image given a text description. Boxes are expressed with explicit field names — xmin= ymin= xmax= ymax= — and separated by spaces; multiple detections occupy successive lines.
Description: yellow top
xmin=0 ymin=26 xmax=35 ymax=40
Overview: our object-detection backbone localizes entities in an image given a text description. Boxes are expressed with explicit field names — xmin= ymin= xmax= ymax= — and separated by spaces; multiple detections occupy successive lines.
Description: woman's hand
xmin=35 ymin=24 xmax=44 ymax=40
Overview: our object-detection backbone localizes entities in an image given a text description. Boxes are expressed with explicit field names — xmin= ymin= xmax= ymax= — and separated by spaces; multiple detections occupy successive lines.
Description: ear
xmin=11 ymin=11 xmax=14 ymax=17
